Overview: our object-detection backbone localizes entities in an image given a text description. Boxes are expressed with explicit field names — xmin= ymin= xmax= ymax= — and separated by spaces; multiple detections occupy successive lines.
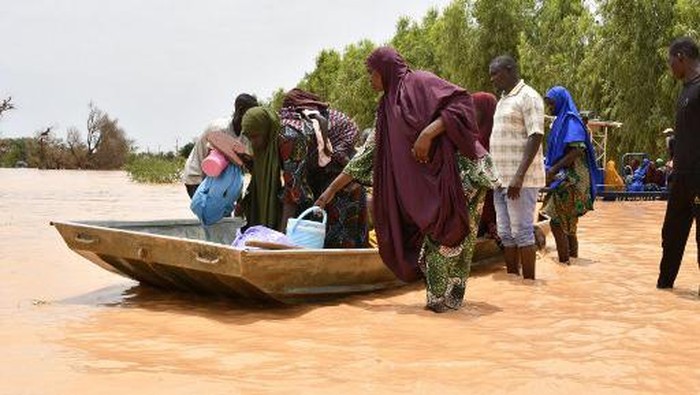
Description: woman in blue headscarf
xmin=541 ymin=86 xmax=597 ymax=264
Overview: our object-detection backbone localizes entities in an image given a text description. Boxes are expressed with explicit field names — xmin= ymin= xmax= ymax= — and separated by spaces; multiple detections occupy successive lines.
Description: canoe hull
xmin=51 ymin=218 xmax=539 ymax=303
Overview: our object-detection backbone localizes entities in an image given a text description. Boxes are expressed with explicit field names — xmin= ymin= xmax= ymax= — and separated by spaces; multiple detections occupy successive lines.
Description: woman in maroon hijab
xmin=317 ymin=47 xmax=497 ymax=312
xmin=472 ymin=92 xmax=500 ymax=242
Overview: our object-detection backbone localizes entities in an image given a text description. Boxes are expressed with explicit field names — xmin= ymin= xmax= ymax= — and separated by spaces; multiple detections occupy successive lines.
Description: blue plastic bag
xmin=190 ymin=164 xmax=244 ymax=226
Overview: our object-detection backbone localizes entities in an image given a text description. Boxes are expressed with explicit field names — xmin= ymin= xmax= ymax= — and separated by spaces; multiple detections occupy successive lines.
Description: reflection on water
xmin=61 ymin=283 xmax=293 ymax=311
xmin=1 ymin=168 xmax=700 ymax=394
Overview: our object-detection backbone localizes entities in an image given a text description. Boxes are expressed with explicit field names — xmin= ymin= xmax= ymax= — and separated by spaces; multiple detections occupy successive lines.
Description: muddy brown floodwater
xmin=1 ymin=168 xmax=699 ymax=394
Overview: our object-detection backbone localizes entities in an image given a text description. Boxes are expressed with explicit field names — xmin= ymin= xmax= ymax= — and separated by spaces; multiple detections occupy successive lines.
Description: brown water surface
xmin=1 ymin=169 xmax=699 ymax=394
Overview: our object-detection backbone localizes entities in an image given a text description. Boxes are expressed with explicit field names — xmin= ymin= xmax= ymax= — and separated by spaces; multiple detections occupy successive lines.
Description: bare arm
xmin=315 ymin=173 xmax=354 ymax=209
xmin=546 ymin=146 xmax=584 ymax=184
xmin=182 ymin=131 xmax=211 ymax=184
xmin=549 ymin=147 xmax=582 ymax=175
xmin=507 ymin=133 xmax=544 ymax=199
xmin=412 ymin=117 xmax=445 ymax=163
xmin=508 ymin=92 xmax=546 ymax=199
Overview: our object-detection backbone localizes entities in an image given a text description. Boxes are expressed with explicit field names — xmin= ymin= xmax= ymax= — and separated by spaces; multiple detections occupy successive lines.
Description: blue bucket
xmin=286 ymin=206 xmax=327 ymax=249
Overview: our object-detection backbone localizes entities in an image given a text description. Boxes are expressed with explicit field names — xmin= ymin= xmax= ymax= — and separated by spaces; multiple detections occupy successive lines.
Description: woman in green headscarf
xmin=240 ymin=106 xmax=283 ymax=229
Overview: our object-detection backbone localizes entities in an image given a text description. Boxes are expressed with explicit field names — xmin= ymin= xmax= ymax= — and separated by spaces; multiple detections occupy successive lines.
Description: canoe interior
xmin=83 ymin=218 xmax=246 ymax=245
xmin=52 ymin=218 xmax=404 ymax=303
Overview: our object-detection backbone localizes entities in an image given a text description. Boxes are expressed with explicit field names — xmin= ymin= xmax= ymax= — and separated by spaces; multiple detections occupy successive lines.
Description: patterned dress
xmin=279 ymin=122 xmax=369 ymax=249
xmin=541 ymin=143 xmax=594 ymax=235
xmin=343 ymin=133 xmax=498 ymax=312
xmin=343 ymin=131 xmax=375 ymax=186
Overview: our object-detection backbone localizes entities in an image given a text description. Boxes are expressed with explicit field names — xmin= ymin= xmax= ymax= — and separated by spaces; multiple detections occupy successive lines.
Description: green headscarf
xmin=241 ymin=106 xmax=282 ymax=229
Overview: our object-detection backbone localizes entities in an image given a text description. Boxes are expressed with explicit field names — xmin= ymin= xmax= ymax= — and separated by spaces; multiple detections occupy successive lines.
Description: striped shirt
xmin=490 ymin=80 xmax=546 ymax=188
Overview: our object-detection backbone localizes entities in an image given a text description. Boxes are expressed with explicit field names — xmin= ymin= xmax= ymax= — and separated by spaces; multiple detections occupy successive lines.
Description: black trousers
xmin=657 ymin=174 xmax=700 ymax=288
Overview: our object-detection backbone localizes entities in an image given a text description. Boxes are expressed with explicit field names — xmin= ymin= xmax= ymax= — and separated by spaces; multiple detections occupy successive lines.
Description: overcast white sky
xmin=0 ymin=0 xmax=452 ymax=152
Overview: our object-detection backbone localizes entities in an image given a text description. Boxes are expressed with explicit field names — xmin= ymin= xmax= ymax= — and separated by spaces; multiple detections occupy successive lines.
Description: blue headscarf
xmin=545 ymin=86 xmax=598 ymax=200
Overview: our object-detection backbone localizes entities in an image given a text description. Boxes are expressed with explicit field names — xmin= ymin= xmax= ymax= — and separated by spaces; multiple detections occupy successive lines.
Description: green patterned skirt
xmin=541 ymin=156 xmax=594 ymax=235
xmin=418 ymin=154 xmax=497 ymax=313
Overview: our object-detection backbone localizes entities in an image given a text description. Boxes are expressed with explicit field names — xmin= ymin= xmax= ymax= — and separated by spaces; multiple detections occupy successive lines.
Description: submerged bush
xmin=125 ymin=154 xmax=184 ymax=184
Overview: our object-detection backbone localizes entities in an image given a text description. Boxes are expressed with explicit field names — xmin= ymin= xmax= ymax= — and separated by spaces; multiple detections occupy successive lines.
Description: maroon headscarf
xmin=472 ymin=92 xmax=497 ymax=151
xmin=472 ymin=92 xmax=498 ymax=238
xmin=282 ymin=88 xmax=329 ymax=111
xmin=367 ymin=47 xmax=486 ymax=282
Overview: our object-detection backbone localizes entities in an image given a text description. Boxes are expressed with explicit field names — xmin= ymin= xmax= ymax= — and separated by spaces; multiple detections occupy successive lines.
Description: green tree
xmin=279 ymin=0 xmax=700 ymax=161
xmin=267 ymin=87 xmax=286 ymax=112
xmin=331 ymin=40 xmax=379 ymax=130
xmin=432 ymin=0 xmax=477 ymax=89
xmin=0 ymin=138 xmax=32 ymax=167
xmin=674 ymin=0 xmax=700 ymax=39
xmin=468 ymin=0 xmax=532 ymax=91
xmin=178 ymin=141 xmax=195 ymax=158
xmin=391 ymin=9 xmax=442 ymax=74
xmin=518 ymin=0 xmax=595 ymax=101
xmin=580 ymin=0 xmax=676 ymax=159
xmin=299 ymin=49 xmax=342 ymax=101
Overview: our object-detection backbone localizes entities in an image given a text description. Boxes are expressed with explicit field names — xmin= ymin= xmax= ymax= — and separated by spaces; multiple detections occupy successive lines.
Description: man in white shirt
xmin=489 ymin=55 xmax=546 ymax=280
xmin=182 ymin=93 xmax=258 ymax=197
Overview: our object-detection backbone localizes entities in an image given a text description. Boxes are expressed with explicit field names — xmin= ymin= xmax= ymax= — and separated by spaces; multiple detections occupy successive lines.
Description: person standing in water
xmin=488 ymin=55 xmax=546 ymax=280
xmin=472 ymin=92 xmax=500 ymax=242
xmin=657 ymin=37 xmax=700 ymax=289
xmin=541 ymin=86 xmax=597 ymax=265
xmin=317 ymin=47 xmax=497 ymax=313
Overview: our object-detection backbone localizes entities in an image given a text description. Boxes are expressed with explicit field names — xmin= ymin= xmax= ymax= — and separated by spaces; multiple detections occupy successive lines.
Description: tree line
xmin=0 ymin=103 xmax=132 ymax=169
xmin=278 ymin=0 xmax=699 ymax=161
xmin=3 ymin=0 xmax=697 ymax=170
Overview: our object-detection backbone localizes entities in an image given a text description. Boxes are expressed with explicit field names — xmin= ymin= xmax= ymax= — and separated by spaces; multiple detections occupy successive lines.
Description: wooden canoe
xmin=51 ymin=218 xmax=548 ymax=303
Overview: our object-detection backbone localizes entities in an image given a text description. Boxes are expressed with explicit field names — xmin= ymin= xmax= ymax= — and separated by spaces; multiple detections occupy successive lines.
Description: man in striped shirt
xmin=489 ymin=55 xmax=546 ymax=280
xmin=182 ymin=93 xmax=258 ymax=198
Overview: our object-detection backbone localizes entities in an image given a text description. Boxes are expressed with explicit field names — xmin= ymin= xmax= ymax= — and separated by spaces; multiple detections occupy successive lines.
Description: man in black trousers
xmin=657 ymin=37 xmax=700 ymax=289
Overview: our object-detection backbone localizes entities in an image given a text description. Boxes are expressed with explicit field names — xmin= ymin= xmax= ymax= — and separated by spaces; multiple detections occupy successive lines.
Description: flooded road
xmin=1 ymin=168 xmax=699 ymax=394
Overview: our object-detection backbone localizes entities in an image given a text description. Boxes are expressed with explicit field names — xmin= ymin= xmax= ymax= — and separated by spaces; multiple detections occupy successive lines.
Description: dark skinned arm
xmin=546 ymin=147 xmax=583 ymax=184
xmin=412 ymin=118 xmax=445 ymax=163
xmin=507 ymin=133 xmax=544 ymax=199
xmin=315 ymin=172 xmax=354 ymax=209
xmin=279 ymin=202 xmax=298 ymax=232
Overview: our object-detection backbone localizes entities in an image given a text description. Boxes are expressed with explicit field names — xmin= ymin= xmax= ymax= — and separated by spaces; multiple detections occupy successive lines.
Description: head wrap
xmin=280 ymin=88 xmax=334 ymax=166
xmin=241 ymin=106 xmax=282 ymax=228
xmin=544 ymin=86 xmax=598 ymax=200
xmin=472 ymin=92 xmax=497 ymax=151
xmin=232 ymin=93 xmax=259 ymax=135
xmin=282 ymin=88 xmax=329 ymax=111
